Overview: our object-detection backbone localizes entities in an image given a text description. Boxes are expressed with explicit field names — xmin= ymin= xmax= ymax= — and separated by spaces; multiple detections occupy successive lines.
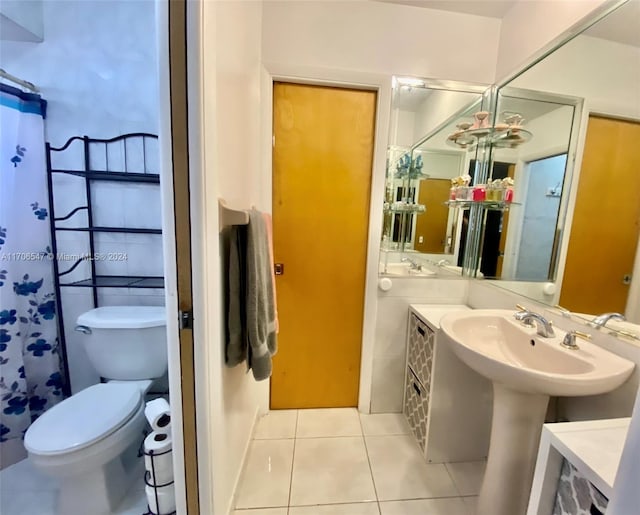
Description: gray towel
xmin=225 ymin=226 xmax=246 ymax=367
xmin=246 ymin=209 xmax=277 ymax=381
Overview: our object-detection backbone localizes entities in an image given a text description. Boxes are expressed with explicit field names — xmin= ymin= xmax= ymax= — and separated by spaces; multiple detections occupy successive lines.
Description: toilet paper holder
xmin=143 ymin=445 xmax=176 ymax=515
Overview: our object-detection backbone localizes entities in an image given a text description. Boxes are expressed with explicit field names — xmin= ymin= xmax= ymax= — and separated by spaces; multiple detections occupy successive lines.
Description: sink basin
xmin=440 ymin=309 xmax=634 ymax=396
xmin=440 ymin=309 xmax=635 ymax=515
xmin=379 ymin=262 xmax=436 ymax=277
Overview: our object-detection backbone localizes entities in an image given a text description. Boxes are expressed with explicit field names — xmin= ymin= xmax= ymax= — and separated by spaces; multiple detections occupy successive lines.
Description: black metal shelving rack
xmin=46 ymin=133 xmax=164 ymax=395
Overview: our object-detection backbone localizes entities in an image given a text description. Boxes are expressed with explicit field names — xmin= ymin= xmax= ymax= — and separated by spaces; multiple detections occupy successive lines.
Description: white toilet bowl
xmin=24 ymin=304 xmax=168 ymax=515
xmin=25 ymin=381 xmax=151 ymax=515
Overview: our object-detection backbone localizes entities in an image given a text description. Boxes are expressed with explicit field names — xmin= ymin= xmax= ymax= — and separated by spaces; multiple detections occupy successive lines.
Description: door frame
xmin=260 ymin=63 xmax=392 ymax=412
xmin=157 ymin=1 xmax=201 ymax=513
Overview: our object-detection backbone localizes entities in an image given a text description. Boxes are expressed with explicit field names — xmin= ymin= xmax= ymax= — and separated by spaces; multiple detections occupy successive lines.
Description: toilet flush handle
xmin=75 ymin=325 xmax=92 ymax=335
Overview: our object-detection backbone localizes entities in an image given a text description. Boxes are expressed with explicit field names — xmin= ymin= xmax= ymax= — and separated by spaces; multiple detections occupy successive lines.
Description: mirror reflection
xmin=379 ymin=1 xmax=639 ymax=342
xmin=478 ymin=90 xmax=579 ymax=282
xmin=380 ymin=79 xmax=485 ymax=275
xmin=491 ymin=0 xmax=640 ymax=337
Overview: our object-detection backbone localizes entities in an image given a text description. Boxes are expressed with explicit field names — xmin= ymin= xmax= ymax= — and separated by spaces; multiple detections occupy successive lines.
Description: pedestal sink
xmin=440 ymin=309 xmax=634 ymax=515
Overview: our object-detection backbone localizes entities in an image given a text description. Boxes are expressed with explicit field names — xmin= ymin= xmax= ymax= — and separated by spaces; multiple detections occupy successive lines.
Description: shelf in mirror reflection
xmin=383 ymin=202 xmax=426 ymax=214
xmin=445 ymin=200 xmax=519 ymax=211
xmin=446 ymin=127 xmax=533 ymax=150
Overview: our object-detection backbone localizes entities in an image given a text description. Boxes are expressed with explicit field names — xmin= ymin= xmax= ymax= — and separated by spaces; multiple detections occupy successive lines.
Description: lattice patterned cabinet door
xmin=407 ymin=314 xmax=435 ymax=387
xmin=403 ymin=367 xmax=429 ymax=452
xmin=552 ymin=459 xmax=608 ymax=515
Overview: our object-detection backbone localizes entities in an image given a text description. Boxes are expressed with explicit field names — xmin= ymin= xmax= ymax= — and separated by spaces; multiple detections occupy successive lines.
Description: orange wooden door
xmin=271 ymin=82 xmax=376 ymax=409
xmin=414 ymin=178 xmax=450 ymax=253
xmin=560 ymin=116 xmax=640 ymax=313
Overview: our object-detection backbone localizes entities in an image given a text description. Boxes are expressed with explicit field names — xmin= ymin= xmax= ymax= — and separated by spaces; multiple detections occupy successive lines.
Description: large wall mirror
xmin=381 ymin=78 xmax=487 ymax=275
xmin=379 ymin=0 xmax=639 ymax=341
xmin=488 ymin=0 xmax=640 ymax=337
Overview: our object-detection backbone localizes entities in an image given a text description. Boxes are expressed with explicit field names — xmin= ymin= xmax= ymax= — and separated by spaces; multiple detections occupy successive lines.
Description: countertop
xmin=409 ymin=304 xmax=470 ymax=330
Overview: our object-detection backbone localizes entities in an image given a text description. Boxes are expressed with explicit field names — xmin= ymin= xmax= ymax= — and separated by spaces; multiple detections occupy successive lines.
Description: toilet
xmin=24 ymin=306 xmax=167 ymax=515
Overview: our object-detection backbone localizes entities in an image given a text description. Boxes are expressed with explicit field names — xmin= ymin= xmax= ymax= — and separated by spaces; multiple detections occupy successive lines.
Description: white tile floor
xmin=0 ymin=456 xmax=149 ymax=515
xmin=0 ymin=410 xmax=484 ymax=515
xmin=233 ymin=409 xmax=483 ymax=515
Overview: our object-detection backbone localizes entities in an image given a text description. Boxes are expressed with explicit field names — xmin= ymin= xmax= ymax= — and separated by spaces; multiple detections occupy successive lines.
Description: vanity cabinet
xmin=403 ymin=315 xmax=433 ymax=451
xmin=403 ymin=304 xmax=493 ymax=463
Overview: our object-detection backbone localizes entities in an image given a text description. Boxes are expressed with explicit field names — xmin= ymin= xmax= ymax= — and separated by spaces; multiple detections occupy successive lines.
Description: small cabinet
xmin=404 ymin=314 xmax=436 ymax=452
xmin=403 ymin=305 xmax=493 ymax=463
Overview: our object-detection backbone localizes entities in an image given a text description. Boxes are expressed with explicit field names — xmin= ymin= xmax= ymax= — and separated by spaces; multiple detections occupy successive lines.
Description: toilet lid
xmin=24 ymin=383 xmax=142 ymax=455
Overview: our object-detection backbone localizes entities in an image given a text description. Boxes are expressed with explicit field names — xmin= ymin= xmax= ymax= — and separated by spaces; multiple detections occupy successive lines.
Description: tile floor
xmin=0 ymin=456 xmax=149 ymax=515
xmin=0 ymin=410 xmax=484 ymax=515
xmin=233 ymin=409 xmax=484 ymax=515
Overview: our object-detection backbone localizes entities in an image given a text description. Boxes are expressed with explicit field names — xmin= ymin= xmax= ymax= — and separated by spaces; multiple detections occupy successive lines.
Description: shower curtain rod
xmin=0 ymin=68 xmax=39 ymax=93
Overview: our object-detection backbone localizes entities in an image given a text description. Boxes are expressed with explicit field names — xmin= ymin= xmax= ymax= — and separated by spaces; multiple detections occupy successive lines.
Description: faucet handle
xmin=514 ymin=304 xmax=534 ymax=326
xmin=554 ymin=304 xmax=572 ymax=318
xmin=561 ymin=330 xmax=591 ymax=350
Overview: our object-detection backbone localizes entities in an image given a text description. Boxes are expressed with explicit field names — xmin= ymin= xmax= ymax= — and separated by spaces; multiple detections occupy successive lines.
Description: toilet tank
xmin=76 ymin=306 xmax=167 ymax=381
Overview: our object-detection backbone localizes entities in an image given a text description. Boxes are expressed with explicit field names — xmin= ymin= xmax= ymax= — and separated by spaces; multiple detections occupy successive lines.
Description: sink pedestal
xmin=477 ymin=384 xmax=549 ymax=515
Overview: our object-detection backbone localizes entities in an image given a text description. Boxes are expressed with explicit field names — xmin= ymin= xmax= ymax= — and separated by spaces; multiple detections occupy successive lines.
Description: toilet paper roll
xmin=145 ymin=398 xmax=171 ymax=431
xmin=145 ymin=483 xmax=176 ymax=515
xmin=144 ymin=431 xmax=174 ymax=486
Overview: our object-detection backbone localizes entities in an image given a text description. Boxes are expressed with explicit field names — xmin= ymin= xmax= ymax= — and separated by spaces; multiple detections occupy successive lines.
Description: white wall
xmin=1 ymin=0 xmax=162 ymax=394
xmin=509 ymin=35 xmax=640 ymax=120
xmin=371 ymin=278 xmax=467 ymax=412
xmin=389 ymin=108 xmax=417 ymax=147
xmin=0 ymin=0 xmax=43 ymax=41
xmin=262 ymin=1 xmax=500 ymax=83
xmin=197 ymin=1 xmax=268 ymax=514
xmin=495 ymin=0 xmax=610 ymax=81
xmin=413 ymin=89 xmax=483 ymax=144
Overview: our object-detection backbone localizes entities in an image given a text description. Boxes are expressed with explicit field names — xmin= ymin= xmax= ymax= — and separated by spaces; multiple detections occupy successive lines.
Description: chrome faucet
xmin=513 ymin=306 xmax=555 ymax=338
xmin=561 ymin=330 xmax=591 ymax=350
xmin=401 ymin=256 xmax=422 ymax=271
xmin=590 ymin=312 xmax=626 ymax=329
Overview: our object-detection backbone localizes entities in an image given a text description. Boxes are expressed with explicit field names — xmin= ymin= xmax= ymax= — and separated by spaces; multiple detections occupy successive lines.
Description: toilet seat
xmin=25 ymin=382 xmax=142 ymax=456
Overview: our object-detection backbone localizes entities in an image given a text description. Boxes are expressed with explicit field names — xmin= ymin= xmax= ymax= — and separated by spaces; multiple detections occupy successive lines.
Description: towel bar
xmin=218 ymin=198 xmax=249 ymax=232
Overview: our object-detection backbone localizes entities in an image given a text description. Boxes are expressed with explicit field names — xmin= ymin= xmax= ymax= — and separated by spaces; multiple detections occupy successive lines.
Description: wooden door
xmin=271 ymin=82 xmax=376 ymax=409
xmin=414 ymin=178 xmax=450 ymax=253
xmin=560 ymin=116 xmax=640 ymax=313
